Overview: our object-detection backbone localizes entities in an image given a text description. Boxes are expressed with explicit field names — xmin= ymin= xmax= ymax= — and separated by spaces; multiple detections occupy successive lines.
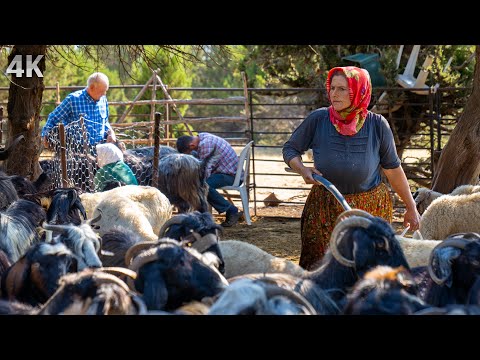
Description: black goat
xmin=0 ymin=176 xmax=19 ymax=210
xmin=102 ymin=180 xmax=126 ymax=191
xmin=126 ymin=239 xmax=228 ymax=311
xmin=158 ymin=212 xmax=225 ymax=274
xmin=46 ymin=188 xmax=87 ymax=225
xmin=99 ymin=226 xmax=142 ymax=268
xmin=7 ymin=199 xmax=46 ymax=228
xmin=0 ymin=134 xmax=24 ymax=161
xmin=343 ymin=265 xmax=428 ymax=315
xmin=0 ymin=242 xmax=77 ymax=306
xmin=417 ymin=232 xmax=480 ymax=307
xmin=123 ymin=145 xmax=177 ymax=186
xmin=7 ymin=172 xmax=52 ymax=204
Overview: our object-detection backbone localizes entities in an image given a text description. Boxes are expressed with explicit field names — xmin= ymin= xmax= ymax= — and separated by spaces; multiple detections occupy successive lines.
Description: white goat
xmin=80 ymin=185 xmax=173 ymax=242
xmin=415 ymin=191 xmax=480 ymax=240
xmin=220 ymin=237 xmax=441 ymax=279
xmin=414 ymin=185 xmax=480 ymax=214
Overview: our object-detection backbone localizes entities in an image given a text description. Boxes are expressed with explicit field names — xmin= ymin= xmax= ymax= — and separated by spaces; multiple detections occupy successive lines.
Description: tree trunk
xmin=5 ymin=45 xmax=46 ymax=180
xmin=431 ymin=45 xmax=480 ymax=193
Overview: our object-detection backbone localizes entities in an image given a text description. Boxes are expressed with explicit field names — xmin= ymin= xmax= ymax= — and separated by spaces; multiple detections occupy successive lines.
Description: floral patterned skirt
xmin=299 ymin=182 xmax=393 ymax=270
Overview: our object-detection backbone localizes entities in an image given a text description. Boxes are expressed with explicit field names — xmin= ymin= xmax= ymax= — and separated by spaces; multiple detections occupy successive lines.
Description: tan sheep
xmin=80 ymin=185 xmax=172 ymax=242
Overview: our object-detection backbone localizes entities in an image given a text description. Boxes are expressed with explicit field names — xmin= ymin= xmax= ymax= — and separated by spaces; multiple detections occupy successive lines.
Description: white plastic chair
xmin=218 ymin=140 xmax=254 ymax=225
xmin=395 ymin=45 xmax=434 ymax=95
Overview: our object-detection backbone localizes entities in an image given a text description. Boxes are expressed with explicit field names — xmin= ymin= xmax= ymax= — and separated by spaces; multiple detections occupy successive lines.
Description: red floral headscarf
xmin=326 ymin=66 xmax=372 ymax=136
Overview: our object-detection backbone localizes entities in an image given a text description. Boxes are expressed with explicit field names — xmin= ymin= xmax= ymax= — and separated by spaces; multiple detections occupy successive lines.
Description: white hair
xmin=87 ymin=72 xmax=109 ymax=87
xmin=96 ymin=143 xmax=123 ymax=168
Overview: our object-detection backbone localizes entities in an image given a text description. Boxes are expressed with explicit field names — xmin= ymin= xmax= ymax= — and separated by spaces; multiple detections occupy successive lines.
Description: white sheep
xmin=415 ymin=191 xmax=480 ymax=240
xmin=414 ymin=185 xmax=480 ymax=214
xmin=395 ymin=236 xmax=440 ymax=268
xmin=219 ymin=240 xmax=305 ymax=279
xmin=80 ymin=185 xmax=173 ymax=242
xmin=219 ymin=237 xmax=441 ymax=279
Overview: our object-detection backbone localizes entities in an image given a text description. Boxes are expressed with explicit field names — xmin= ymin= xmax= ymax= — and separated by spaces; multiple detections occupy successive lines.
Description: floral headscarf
xmin=326 ymin=66 xmax=372 ymax=136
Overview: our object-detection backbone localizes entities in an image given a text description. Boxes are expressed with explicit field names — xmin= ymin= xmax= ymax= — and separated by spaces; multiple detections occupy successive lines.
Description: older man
xmin=41 ymin=72 xmax=117 ymax=152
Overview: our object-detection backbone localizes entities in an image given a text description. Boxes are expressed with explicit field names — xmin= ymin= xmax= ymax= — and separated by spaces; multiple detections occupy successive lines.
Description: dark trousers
xmin=207 ymin=173 xmax=236 ymax=213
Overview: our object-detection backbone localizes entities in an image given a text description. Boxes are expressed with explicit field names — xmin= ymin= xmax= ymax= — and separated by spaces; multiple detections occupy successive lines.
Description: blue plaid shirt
xmin=41 ymin=88 xmax=111 ymax=146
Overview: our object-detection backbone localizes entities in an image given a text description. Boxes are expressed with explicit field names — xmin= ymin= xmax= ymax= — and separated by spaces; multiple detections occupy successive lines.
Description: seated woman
xmin=94 ymin=143 xmax=138 ymax=192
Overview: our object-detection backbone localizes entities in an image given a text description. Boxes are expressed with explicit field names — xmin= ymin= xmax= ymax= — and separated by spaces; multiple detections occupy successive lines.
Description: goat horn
xmin=158 ymin=216 xmax=186 ymax=238
xmin=262 ymin=283 xmax=317 ymax=315
xmin=92 ymin=270 xmax=131 ymax=293
xmin=127 ymin=248 xmax=161 ymax=291
xmin=88 ymin=211 xmax=102 ymax=225
xmin=0 ymin=134 xmax=25 ymax=159
xmin=330 ymin=216 xmax=373 ymax=268
xmin=413 ymin=307 xmax=446 ymax=315
xmin=124 ymin=241 xmax=159 ymax=268
xmin=99 ymin=266 xmax=137 ymax=280
xmin=428 ymin=237 xmax=472 ymax=285
xmin=334 ymin=209 xmax=373 ymax=227
xmin=42 ymin=222 xmax=69 ymax=234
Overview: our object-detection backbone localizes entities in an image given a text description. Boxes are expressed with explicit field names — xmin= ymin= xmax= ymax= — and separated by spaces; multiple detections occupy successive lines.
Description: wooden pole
xmin=149 ymin=71 xmax=157 ymax=146
xmin=165 ymin=103 xmax=170 ymax=147
xmin=58 ymin=123 xmax=68 ymax=188
xmin=56 ymin=82 xmax=61 ymax=106
xmin=117 ymin=74 xmax=155 ymax=124
xmin=80 ymin=117 xmax=94 ymax=191
xmin=0 ymin=106 xmax=3 ymax=145
xmin=152 ymin=112 xmax=161 ymax=188
xmin=155 ymin=71 xmax=193 ymax=136
xmin=241 ymin=72 xmax=252 ymax=141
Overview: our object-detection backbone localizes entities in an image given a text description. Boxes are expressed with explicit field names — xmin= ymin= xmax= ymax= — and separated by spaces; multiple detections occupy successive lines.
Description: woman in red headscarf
xmin=283 ymin=66 xmax=420 ymax=270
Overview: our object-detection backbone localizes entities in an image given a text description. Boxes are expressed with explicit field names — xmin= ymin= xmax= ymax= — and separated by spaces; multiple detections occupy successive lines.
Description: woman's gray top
xmin=282 ymin=108 xmax=400 ymax=195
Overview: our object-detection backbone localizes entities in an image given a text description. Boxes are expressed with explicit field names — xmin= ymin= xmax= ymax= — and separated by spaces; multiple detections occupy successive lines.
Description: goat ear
xmin=3 ymin=258 xmax=29 ymax=299
xmin=431 ymin=247 xmax=462 ymax=288
xmin=352 ymin=230 xmax=376 ymax=275
xmin=73 ymin=198 xmax=87 ymax=220
xmin=69 ymin=257 xmax=78 ymax=273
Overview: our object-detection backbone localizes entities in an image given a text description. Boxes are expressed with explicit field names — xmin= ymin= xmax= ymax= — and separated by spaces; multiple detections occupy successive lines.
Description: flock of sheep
xmin=1 ymin=136 xmax=480 ymax=315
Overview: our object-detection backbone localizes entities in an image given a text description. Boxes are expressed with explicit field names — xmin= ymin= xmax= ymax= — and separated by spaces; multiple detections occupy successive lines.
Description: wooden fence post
xmin=152 ymin=112 xmax=162 ymax=188
xmin=80 ymin=117 xmax=94 ymax=191
xmin=58 ymin=123 xmax=69 ymax=188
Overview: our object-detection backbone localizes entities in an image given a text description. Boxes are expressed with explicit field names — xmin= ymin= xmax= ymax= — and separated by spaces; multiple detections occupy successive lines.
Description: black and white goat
xmin=37 ymin=267 xmax=146 ymax=315
xmin=0 ymin=199 xmax=44 ymax=263
xmin=343 ymin=265 xmax=428 ymax=315
xmin=42 ymin=217 xmax=103 ymax=270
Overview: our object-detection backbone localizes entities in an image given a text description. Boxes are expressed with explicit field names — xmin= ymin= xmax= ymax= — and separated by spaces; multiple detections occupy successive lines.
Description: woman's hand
xmin=403 ymin=207 xmax=421 ymax=232
xmin=288 ymin=157 xmax=323 ymax=185
xmin=299 ymin=166 xmax=323 ymax=185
